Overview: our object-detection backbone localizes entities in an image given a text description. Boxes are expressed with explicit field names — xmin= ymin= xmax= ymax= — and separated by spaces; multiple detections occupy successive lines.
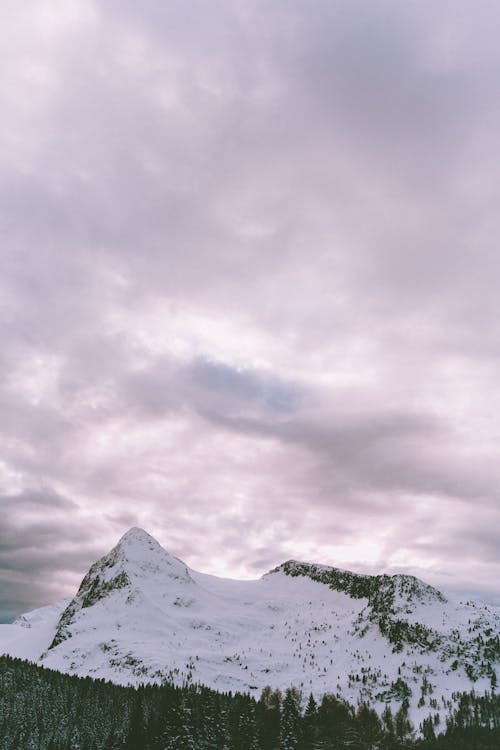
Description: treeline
xmin=0 ymin=655 xmax=499 ymax=749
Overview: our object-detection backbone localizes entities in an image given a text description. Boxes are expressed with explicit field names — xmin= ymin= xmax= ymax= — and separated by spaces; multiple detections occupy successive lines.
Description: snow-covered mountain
xmin=1 ymin=527 xmax=499 ymax=730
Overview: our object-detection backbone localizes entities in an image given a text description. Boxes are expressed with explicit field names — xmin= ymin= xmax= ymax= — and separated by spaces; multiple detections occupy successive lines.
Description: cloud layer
xmin=2 ymin=0 xmax=500 ymax=619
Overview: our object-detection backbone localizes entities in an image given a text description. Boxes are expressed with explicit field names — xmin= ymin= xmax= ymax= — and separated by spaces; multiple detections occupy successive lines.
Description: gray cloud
xmin=0 ymin=488 xmax=112 ymax=622
xmin=1 ymin=0 xmax=500 ymax=619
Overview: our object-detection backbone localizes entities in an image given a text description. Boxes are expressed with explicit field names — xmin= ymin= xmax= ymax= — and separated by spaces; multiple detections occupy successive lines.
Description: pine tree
xmin=303 ymin=693 xmax=319 ymax=750
xmin=280 ymin=688 xmax=302 ymax=750
xmin=213 ymin=695 xmax=232 ymax=750
xmin=421 ymin=716 xmax=436 ymax=742
xmin=382 ymin=704 xmax=395 ymax=738
xmin=124 ymin=695 xmax=147 ymax=750
xmin=235 ymin=698 xmax=259 ymax=750
xmin=395 ymin=701 xmax=414 ymax=746
xmin=162 ymin=696 xmax=197 ymax=750
xmin=317 ymin=693 xmax=353 ymax=748
xmin=356 ymin=703 xmax=383 ymax=748
xmin=4 ymin=653 xmax=500 ymax=750
xmin=258 ymin=686 xmax=281 ymax=750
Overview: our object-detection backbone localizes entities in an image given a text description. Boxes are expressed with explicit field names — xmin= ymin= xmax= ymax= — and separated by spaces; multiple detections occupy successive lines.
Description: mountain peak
xmin=47 ymin=528 xmax=193 ymax=651
xmin=117 ymin=526 xmax=163 ymax=553
xmin=119 ymin=526 xmax=155 ymax=543
xmin=5 ymin=533 xmax=498 ymax=730
xmin=113 ymin=528 xmax=191 ymax=581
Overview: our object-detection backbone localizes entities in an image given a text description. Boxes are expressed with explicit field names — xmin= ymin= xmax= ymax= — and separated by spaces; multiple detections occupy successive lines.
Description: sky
xmin=1 ymin=0 xmax=500 ymax=622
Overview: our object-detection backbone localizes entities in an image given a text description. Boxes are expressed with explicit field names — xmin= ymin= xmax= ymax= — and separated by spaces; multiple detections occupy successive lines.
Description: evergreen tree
xmin=162 ymin=696 xmax=197 ymax=750
xmin=302 ymin=693 xmax=319 ymax=750
xmin=2 ymin=654 xmax=500 ymax=750
xmin=356 ymin=702 xmax=383 ymax=749
xmin=236 ymin=698 xmax=259 ymax=750
xmin=280 ymin=687 xmax=302 ymax=750
xmin=394 ymin=701 xmax=414 ymax=746
xmin=421 ymin=716 xmax=436 ymax=742
xmin=382 ymin=705 xmax=395 ymax=739
xmin=124 ymin=694 xmax=147 ymax=750
xmin=317 ymin=693 xmax=353 ymax=749
xmin=213 ymin=694 xmax=232 ymax=750
xmin=257 ymin=686 xmax=281 ymax=750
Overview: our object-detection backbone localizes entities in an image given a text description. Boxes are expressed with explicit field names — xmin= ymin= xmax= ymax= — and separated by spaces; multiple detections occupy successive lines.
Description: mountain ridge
xmin=1 ymin=527 xmax=499 ymax=732
xmin=271 ymin=559 xmax=447 ymax=608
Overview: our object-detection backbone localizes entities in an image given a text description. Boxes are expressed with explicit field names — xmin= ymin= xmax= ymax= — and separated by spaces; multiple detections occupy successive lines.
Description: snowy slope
xmin=0 ymin=599 xmax=69 ymax=661
xmin=1 ymin=527 xmax=499 ymax=732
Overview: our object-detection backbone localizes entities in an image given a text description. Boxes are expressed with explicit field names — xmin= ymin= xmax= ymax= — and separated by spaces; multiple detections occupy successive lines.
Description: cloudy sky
xmin=2 ymin=0 xmax=500 ymax=621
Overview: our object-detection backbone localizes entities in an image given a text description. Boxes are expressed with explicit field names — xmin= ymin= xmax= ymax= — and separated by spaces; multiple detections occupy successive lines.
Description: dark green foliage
xmin=274 ymin=562 xmax=445 ymax=615
xmin=275 ymin=562 xmax=448 ymax=657
xmin=257 ymin=686 xmax=281 ymax=750
xmin=1 ymin=655 xmax=500 ymax=749
xmin=316 ymin=693 xmax=355 ymax=748
xmin=394 ymin=701 xmax=414 ymax=744
xmin=356 ymin=702 xmax=383 ymax=748
xmin=276 ymin=561 xmax=499 ymax=685
xmin=378 ymin=618 xmax=440 ymax=653
xmin=280 ymin=688 xmax=302 ymax=749
xmin=302 ymin=694 xmax=318 ymax=750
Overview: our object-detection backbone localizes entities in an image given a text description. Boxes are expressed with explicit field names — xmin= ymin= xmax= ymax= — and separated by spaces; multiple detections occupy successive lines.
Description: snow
xmin=0 ymin=599 xmax=69 ymax=661
xmin=1 ymin=527 xmax=498 ymax=733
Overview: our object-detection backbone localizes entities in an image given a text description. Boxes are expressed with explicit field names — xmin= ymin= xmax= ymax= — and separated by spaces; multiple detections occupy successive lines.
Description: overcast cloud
xmin=1 ymin=0 xmax=500 ymax=621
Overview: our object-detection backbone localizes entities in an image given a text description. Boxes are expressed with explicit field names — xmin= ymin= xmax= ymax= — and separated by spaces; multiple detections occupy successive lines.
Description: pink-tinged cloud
xmin=1 ymin=0 xmax=500 ymax=620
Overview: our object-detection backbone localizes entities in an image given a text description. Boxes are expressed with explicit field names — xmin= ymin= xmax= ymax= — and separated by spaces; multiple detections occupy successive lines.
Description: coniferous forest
xmin=0 ymin=656 xmax=499 ymax=750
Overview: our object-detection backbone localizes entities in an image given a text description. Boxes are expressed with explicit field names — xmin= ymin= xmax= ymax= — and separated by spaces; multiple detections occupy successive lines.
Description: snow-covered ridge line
xmin=271 ymin=559 xmax=447 ymax=610
xmin=1 ymin=527 xmax=499 ymax=735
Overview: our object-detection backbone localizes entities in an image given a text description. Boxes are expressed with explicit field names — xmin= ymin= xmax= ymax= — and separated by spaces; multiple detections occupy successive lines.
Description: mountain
xmin=1 ymin=527 xmax=499 ymax=731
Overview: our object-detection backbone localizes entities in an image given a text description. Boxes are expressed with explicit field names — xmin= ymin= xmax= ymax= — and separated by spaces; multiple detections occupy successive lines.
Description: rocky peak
xmin=48 ymin=528 xmax=193 ymax=650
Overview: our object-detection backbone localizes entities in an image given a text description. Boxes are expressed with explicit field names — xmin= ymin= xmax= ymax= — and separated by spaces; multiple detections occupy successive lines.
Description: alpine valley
xmin=1 ymin=527 xmax=499 ymax=732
